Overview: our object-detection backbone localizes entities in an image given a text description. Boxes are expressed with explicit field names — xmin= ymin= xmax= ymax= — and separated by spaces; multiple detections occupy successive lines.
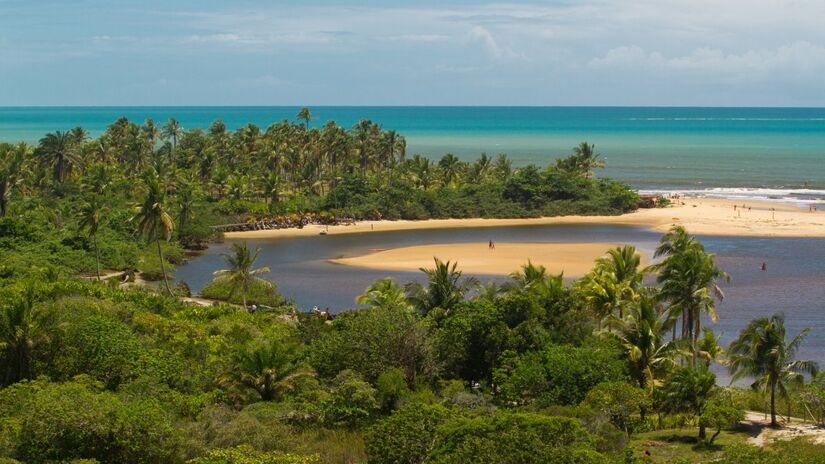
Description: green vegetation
xmin=0 ymin=112 xmax=821 ymax=462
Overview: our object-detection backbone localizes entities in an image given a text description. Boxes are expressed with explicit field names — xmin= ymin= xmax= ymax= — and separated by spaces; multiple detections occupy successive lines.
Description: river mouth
xmin=175 ymin=222 xmax=825 ymax=371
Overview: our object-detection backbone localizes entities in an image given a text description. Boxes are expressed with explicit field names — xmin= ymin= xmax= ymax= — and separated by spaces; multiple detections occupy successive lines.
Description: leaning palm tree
xmin=0 ymin=285 xmax=55 ymax=385
xmin=213 ymin=242 xmax=271 ymax=311
xmin=357 ymin=278 xmax=411 ymax=311
xmin=405 ymin=258 xmax=478 ymax=318
xmin=133 ymin=171 xmax=175 ymax=295
xmin=728 ymin=313 xmax=818 ymax=427
xmin=79 ymin=196 xmax=105 ymax=281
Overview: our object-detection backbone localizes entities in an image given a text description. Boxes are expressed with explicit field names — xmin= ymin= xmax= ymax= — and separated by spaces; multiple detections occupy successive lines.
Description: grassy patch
xmin=628 ymin=426 xmax=754 ymax=463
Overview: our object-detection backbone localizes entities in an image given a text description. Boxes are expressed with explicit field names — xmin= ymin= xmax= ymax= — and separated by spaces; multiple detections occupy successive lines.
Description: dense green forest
xmin=1 ymin=111 xmax=824 ymax=463
xmin=0 ymin=109 xmax=637 ymax=283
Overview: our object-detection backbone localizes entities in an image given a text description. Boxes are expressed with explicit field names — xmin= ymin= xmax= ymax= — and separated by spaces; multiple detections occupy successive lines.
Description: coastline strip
xmin=224 ymin=198 xmax=825 ymax=240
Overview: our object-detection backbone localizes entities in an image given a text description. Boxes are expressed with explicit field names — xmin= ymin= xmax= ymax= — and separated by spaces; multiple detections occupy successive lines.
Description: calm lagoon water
xmin=175 ymin=224 xmax=825 ymax=368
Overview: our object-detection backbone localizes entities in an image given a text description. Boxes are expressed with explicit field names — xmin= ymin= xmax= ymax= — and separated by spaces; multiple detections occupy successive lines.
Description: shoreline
xmin=224 ymin=197 xmax=825 ymax=241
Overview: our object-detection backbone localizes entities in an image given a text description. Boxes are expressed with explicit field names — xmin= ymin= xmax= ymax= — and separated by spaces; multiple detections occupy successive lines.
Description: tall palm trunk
xmin=770 ymin=381 xmax=778 ymax=427
xmin=157 ymin=239 xmax=173 ymax=296
xmin=94 ymin=233 xmax=101 ymax=281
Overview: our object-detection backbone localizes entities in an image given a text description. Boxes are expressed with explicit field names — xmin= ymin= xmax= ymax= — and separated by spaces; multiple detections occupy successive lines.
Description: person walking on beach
xmin=761 ymin=262 xmax=767 ymax=272
xmin=489 ymin=240 xmax=495 ymax=250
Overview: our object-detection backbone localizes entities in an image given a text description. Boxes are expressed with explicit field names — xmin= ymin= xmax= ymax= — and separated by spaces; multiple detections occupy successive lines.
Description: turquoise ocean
xmin=2 ymin=106 xmax=825 ymax=201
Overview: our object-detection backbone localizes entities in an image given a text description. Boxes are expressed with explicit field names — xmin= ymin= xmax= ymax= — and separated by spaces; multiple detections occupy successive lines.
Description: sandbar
xmin=330 ymin=242 xmax=648 ymax=277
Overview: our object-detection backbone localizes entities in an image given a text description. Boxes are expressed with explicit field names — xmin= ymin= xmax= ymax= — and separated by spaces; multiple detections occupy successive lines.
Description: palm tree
xmin=579 ymin=246 xmax=646 ymax=324
xmin=81 ymin=163 xmax=113 ymax=196
xmin=728 ymin=313 xmax=818 ymax=426
xmin=493 ymin=153 xmax=513 ymax=181
xmin=356 ymin=278 xmax=411 ymax=311
xmin=654 ymin=226 xmax=728 ymax=353
xmin=79 ymin=196 xmax=105 ymax=281
xmin=438 ymin=153 xmax=463 ymax=187
xmin=133 ymin=171 xmax=175 ymax=296
xmin=259 ymin=171 xmax=281 ymax=204
xmin=503 ymin=261 xmax=565 ymax=300
xmin=601 ymin=297 xmax=680 ymax=391
xmin=659 ymin=364 xmax=717 ymax=440
xmin=296 ymin=107 xmax=312 ymax=130
xmin=572 ymin=142 xmax=605 ymax=178
xmin=213 ymin=242 xmax=271 ymax=311
xmin=405 ymin=258 xmax=478 ymax=318
xmin=408 ymin=155 xmax=435 ymax=190
xmin=0 ymin=285 xmax=54 ymax=385
xmin=223 ymin=339 xmax=309 ymax=401
xmin=161 ymin=117 xmax=183 ymax=157
xmin=37 ymin=131 xmax=81 ymax=183
xmin=175 ymin=179 xmax=199 ymax=231
xmin=0 ymin=143 xmax=28 ymax=217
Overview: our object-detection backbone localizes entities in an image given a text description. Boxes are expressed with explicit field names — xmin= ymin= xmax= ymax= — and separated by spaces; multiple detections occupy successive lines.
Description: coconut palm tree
xmin=133 ymin=171 xmax=175 ymax=296
xmin=438 ymin=153 xmax=463 ymax=187
xmin=356 ymin=278 xmax=411 ymax=311
xmin=0 ymin=143 xmax=28 ymax=217
xmin=579 ymin=245 xmax=647 ymax=324
xmin=493 ymin=153 xmax=513 ymax=181
xmin=572 ymin=142 xmax=605 ymax=178
xmin=223 ymin=338 xmax=309 ymax=401
xmin=37 ymin=131 xmax=81 ymax=184
xmin=659 ymin=364 xmax=717 ymax=440
xmin=654 ymin=226 xmax=728 ymax=353
xmin=79 ymin=196 xmax=105 ymax=281
xmin=213 ymin=242 xmax=271 ymax=311
xmin=0 ymin=285 xmax=55 ymax=385
xmin=161 ymin=117 xmax=183 ymax=157
xmin=601 ymin=297 xmax=680 ymax=391
xmin=406 ymin=258 xmax=478 ymax=318
xmin=503 ymin=261 xmax=565 ymax=301
xmin=296 ymin=107 xmax=312 ymax=130
xmin=259 ymin=171 xmax=281 ymax=204
xmin=728 ymin=313 xmax=818 ymax=426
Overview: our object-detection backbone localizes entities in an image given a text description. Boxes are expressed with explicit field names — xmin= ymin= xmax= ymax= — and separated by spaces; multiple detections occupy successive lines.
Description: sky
xmin=1 ymin=0 xmax=825 ymax=106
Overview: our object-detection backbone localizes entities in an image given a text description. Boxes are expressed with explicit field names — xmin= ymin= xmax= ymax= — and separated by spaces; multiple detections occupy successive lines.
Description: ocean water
xmin=2 ymin=107 xmax=825 ymax=195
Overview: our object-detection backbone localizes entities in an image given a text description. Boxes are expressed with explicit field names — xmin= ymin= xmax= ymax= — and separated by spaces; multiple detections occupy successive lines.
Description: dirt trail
xmin=743 ymin=411 xmax=825 ymax=447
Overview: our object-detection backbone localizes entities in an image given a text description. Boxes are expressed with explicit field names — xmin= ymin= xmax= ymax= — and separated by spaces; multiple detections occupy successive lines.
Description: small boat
xmin=319 ymin=229 xmax=328 ymax=235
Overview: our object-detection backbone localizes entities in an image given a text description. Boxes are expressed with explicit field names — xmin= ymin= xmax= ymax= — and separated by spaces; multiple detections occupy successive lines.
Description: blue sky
xmin=1 ymin=0 xmax=825 ymax=106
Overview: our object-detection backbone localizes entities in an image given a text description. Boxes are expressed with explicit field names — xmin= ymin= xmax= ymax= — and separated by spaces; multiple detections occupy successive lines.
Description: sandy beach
xmin=224 ymin=197 xmax=825 ymax=275
xmin=225 ymin=197 xmax=825 ymax=240
xmin=331 ymin=242 xmax=648 ymax=277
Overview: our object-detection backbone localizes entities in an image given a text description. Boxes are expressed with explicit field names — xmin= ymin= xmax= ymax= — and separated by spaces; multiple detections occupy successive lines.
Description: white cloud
xmin=466 ymin=25 xmax=527 ymax=60
xmin=588 ymin=41 xmax=825 ymax=75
